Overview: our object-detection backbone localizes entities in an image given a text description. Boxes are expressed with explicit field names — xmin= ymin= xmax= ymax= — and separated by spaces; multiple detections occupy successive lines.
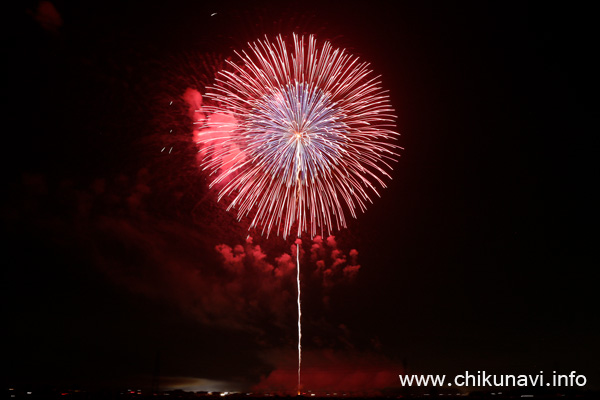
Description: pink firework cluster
xmin=198 ymin=34 xmax=400 ymax=238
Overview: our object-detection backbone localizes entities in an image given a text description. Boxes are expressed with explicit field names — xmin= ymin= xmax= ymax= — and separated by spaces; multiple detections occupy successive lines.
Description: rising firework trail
xmin=296 ymin=239 xmax=302 ymax=393
xmin=197 ymin=34 xmax=400 ymax=394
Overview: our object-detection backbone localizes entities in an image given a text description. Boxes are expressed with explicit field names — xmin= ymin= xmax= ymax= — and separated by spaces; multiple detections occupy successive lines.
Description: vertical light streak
xmin=296 ymin=240 xmax=302 ymax=395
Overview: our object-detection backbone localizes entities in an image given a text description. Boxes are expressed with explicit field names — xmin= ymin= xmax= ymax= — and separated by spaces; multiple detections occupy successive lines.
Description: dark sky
xmin=3 ymin=0 xmax=598 ymax=395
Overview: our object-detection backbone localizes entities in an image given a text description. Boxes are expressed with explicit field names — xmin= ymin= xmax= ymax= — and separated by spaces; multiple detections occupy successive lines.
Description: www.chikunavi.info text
xmin=399 ymin=371 xmax=587 ymax=387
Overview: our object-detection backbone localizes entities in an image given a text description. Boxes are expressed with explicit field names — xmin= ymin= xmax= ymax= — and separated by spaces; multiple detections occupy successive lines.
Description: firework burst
xmin=198 ymin=33 xmax=400 ymax=239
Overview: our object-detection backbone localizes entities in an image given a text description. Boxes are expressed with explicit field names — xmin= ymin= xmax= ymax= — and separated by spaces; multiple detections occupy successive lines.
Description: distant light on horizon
xmin=161 ymin=377 xmax=243 ymax=393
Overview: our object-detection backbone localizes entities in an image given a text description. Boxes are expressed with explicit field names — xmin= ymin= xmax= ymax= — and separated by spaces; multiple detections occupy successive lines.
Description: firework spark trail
xmin=196 ymin=34 xmax=400 ymax=394
xmin=296 ymin=240 xmax=302 ymax=394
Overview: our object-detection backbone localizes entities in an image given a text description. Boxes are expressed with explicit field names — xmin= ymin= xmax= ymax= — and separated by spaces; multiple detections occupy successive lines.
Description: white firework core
xmin=198 ymin=33 xmax=400 ymax=239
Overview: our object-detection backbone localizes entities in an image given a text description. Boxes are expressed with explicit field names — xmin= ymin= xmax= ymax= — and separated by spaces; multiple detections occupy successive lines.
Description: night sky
xmin=3 ymin=0 xmax=598 ymax=395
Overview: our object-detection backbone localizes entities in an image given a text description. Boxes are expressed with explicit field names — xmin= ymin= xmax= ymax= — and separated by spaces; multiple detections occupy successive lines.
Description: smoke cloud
xmin=253 ymin=348 xmax=404 ymax=395
xmin=310 ymin=235 xmax=361 ymax=290
xmin=31 ymin=1 xmax=63 ymax=33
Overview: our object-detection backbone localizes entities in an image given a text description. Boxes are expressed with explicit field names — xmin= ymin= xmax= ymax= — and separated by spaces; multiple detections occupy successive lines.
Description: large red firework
xmin=197 ymin=34 xmax=401 ymax=239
